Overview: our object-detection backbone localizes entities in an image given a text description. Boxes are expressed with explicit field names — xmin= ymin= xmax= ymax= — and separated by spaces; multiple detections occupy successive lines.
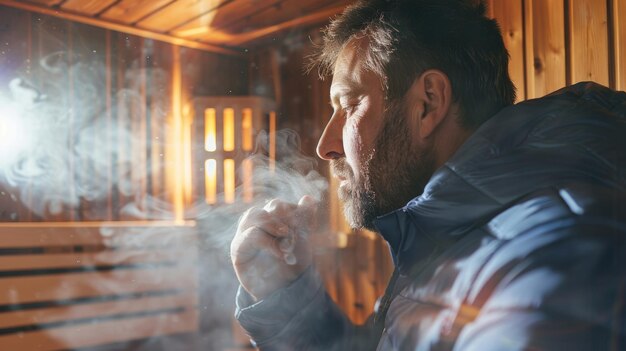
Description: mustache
xmin=330 ymin=159 xmax=353 ymax=180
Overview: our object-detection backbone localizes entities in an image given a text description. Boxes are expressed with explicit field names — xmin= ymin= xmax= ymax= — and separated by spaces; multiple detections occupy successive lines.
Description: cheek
xmin=342 ymin=119 xmax=368 ymax=177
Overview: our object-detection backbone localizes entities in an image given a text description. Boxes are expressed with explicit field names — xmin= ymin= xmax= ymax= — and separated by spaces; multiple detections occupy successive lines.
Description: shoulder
xmin=467 ymin=182 xmax=626 ymax=308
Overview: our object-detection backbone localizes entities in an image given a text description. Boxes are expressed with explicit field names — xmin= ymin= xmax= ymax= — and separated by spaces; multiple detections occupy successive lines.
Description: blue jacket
xmin=235 ymin=82 xmax=626 ymax=350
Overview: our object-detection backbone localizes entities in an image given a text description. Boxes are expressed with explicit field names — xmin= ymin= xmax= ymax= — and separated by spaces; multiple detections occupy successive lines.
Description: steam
xmin=0 ymin=50 xmax=328 ymax=350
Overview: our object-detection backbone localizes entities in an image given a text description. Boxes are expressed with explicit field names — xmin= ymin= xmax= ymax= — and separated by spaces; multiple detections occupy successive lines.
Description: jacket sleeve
xmin=454 ymin=229 xmax=626 ymax=351
xmin=235 ymin=266 xmax=375 ymax=350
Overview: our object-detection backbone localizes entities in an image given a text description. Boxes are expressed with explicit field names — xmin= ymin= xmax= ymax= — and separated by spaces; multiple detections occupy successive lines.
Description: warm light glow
xmin=223 ymin=108 xmax=235 ymax=151
xmin=183 ymin=104 xmax=193 ymax=205
xmin=242 ymin=108 xmax=253 ymax=151
xmin=242 ymin=158 xmax=253 ymax=203
xmin=204 ymin=108 xmax=217 ymax=152
xmin=224 ymin=159 xmax=235 ymax=204
xmin=205 ymin=159 xmax=217 ymax=204
xmin=269 ymin=111 xmax=276 ymax=173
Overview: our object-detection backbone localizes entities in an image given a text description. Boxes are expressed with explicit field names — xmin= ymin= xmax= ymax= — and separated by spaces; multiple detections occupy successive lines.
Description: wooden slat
xmin=614 ymin=0 xmax=626 ymax=91
xmin=0 ymin=292 xmax=197 ymax=329
xmin=61 ymin=0 xmax=118 ymax=16
xmin=490 ymin=0 xmax=525 ymax=102
xmin=0 ymin=249 xmax=197 ymax=271
xmin=0 ymin=222 xmax=196 ymax=248
xmin=0 ymin=267 xmax=197 ymax=305
xmin=136 ymin=0 xmax=228 ymax=33
xmin=171 ymin=0 xmax=282 ymax=39
xmin=225 ymin=0 xmax=347 ymax=34
xmin=0 ymin=308 xmax=198 ymax=350
xmin=0 ymin=0 xmax=239 ymax=55
xmin=20 ymin=0 xmax=62 ymax=5
xmin=524 ymin=0 xmax=566 ymax=99
xmin=105 ymin=29 xmax=114 ymax=221
xmin=100 ymin=0 xmax=175 ymax=25
xmin=568 ymin=0 xmax=609 ymax=86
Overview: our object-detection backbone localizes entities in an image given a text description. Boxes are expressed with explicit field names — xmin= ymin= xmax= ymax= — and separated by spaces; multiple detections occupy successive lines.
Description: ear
xmin=406 ymin=70 xmax=453 ymax=139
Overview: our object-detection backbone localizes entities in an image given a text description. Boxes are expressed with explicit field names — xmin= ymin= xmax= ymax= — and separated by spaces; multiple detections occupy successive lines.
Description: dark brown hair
xmin=311 ymin=0 xmax=516 ymax=129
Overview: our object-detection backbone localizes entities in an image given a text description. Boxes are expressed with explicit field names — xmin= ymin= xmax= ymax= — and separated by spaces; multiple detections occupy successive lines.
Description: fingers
xmin=233 ymin=196 xmax=319 ymax=267
xmin=238 ymin=206 xmax=290 ymax=239
xmin=231 ymin=225 xmax=283 ymax=266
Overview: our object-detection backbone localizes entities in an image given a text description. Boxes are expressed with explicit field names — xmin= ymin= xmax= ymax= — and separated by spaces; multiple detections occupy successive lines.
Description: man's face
xmin=316 ymin=40 xmax=436 ymax=230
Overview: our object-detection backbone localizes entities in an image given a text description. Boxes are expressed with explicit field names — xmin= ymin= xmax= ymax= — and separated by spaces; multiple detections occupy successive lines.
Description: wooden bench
xmin=0 ymin=221 xmax=198 ymax=350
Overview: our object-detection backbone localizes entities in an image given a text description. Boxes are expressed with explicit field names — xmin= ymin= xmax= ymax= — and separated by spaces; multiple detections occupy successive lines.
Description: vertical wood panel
xmin=568 ymin=0 xmax=610 ymax=85
xmin=490 ymin=0 xmax=526 ymax=101
xmin=105 ymin=30 xmax=113 ymax=220
xmin=614 ymin=0 xmax=626 ymax=90
xmin=525 ymin=0 xmax=567 ymax=98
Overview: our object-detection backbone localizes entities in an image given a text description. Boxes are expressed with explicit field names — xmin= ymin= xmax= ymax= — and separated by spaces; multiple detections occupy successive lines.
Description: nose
xmin=316 ymin=112 xmax=344 ymax=160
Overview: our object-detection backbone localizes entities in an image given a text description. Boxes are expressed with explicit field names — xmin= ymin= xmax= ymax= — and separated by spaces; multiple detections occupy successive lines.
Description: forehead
xmin=330 ymin=39 xmax=381 ymax=97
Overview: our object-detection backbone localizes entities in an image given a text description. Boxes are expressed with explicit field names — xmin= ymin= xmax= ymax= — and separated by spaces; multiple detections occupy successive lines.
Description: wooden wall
xmin=0 ymin=6 xmax=249 ymax=350
xmin=0 ymin=5 xmax=248 ymax=223
xmin=488 ymin=0 xmax=626 ymax=101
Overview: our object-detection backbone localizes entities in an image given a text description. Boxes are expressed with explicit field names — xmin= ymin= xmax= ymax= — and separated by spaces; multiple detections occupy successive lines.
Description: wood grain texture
xmin=0 ymin=267 xmax=197 ymax=305
xmin=524 ymin=0 xmax=567 ymax=98
xmin=19 ymin=0 xmax=62 ymax=5
xmin=136 ymin=0 xmax=228 ymax=33
xmin=0 ymin=249 xmax=197 ymax=271
xmin=614 ymin=0 xmax=626 ymax=90
xmin=100 ymin=0 xmax=175 ymax=24
xmin=61 ymin=0 xmax=118 ymax=16
xmin=0 ymin=309 xmax=198 ymax=351
xmin=0 ymin=292 xmax=197 ymax=328
xmin=0 ymin=222 xmax=196 ymax=248
xmin=171 ymin=0 xmax=282 ymax=39
xmin=568 ymin=0 xmax=609 ymax=85
xmin=490 ymin=0 xmax=526 ymax=101
xmin=0 ymin=0 xmax=239 ymax=54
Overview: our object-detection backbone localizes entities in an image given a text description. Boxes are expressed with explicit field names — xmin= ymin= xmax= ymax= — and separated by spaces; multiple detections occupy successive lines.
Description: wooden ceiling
xmin=0 ymin=0 xmax=354 ymax=54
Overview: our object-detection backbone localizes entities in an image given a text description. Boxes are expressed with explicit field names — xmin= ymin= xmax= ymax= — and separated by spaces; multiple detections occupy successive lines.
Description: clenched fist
xmin=230 ymin=195 xmax=317 ymax=301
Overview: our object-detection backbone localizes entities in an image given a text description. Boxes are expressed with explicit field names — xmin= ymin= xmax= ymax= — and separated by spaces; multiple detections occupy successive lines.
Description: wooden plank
xmin=20 ymin=0 xmax=62 ymax=5
xmin=0 ymin=267 xmax=197 ymax=305
xmin=100 ymin=0 xmax=175 ymax=25
xmin=568 ymin=0 xmax=609 ymax=86
xmin=491 ymin=0 xmax=525 ymax=102
xmin=225 ymin=0 xmax=348 ymax=34
xmin=614 ymin=0 xmax=626 ymax=91
xmin=136 ymin=0 xmax=228 ymax=33
xmin=524 ymin=0 xmax=566 ymax=98
xmin=0 ymin=223 xmax=196 ymax=248
xmin=0 ymin=292 xmax=197 ymax=329
xmin=0 ymin=249 xmax=197 ymax=271
xmin=105 ymin=30 xmax=114 ymax=221
xmin=129 ymin=38 xmax=149 ymax=215
xmin=61 ymin=0 xmax=118 ymax=16
xmin=175 ymin=5 xmax=345 ymax=45
xmin=0 ymin=308 xmax=198 ymax=350
xmin=0 ymin=0 xmax=239 ymax=55
xmin=171 ymin=0 xmax=282 ymax=38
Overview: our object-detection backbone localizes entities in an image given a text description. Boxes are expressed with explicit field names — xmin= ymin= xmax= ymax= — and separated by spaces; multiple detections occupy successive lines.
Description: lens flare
xmin=0 ymin=99 xmax=32 ymax=169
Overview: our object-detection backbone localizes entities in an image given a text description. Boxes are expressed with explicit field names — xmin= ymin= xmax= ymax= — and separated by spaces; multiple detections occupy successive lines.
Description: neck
xmin=432 ymin=117 xmax=474 ymax=169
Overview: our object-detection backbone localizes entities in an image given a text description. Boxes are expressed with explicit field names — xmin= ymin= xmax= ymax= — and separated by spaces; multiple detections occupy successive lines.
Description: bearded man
xmin=230 ymin=0 xmax=626 ymax=350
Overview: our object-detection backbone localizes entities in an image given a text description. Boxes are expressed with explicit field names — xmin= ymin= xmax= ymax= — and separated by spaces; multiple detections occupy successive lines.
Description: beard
xmin=331 ymin=99 xmax=437 ymax=230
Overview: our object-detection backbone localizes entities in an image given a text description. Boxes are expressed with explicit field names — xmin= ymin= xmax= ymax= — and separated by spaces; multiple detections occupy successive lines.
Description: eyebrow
xmin=330 ymin=82 xmax=365 ymax=104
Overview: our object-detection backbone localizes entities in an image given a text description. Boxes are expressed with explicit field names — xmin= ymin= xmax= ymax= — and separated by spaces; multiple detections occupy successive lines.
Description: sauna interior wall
xmin=0 ymin=5 xmax=249 ymax=222
xmin=250 ymin=0 xmax=626 ymax=324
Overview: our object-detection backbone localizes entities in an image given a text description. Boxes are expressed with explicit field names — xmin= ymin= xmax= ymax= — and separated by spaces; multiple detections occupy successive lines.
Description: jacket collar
xmin=372 ymin=82 xmax=626 ymax=274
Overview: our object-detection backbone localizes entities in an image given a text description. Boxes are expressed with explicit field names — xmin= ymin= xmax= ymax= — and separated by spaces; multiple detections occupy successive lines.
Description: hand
xmin=230 ymin=195 xmax=317 ymax=301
